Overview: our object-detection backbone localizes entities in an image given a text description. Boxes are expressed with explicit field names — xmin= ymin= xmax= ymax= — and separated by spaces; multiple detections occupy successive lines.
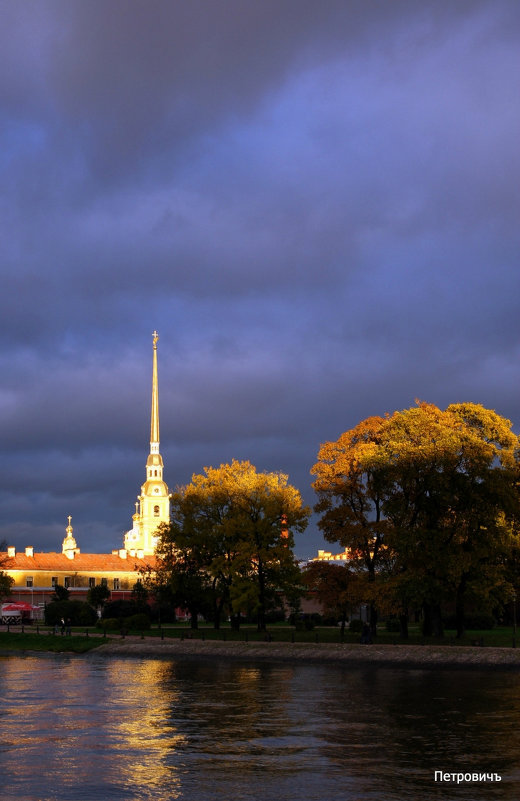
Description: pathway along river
xmin=0 ymin=653 xmax=519 ymax=800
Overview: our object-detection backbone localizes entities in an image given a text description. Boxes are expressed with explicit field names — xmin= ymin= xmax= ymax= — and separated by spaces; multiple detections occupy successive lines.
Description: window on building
xmin=154 ymin=505 xmax=160 ymax=516
xmin=101 ymin=577 xmax=108 ymax=587
xmin=89 ymin=577 xmax=96 ymax=588
xmin=26 ymin=576 xmax=33 ymax=588
xmin=64 ymin=577 xmax=71 ymax=588
xmin=51 ymin=577 xmax=58 ymax=587
xmin=113 ymin=578 xmax=120 ymax=590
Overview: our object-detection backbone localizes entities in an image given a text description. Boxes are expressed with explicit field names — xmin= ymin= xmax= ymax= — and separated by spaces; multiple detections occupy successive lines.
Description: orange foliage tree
xmin=155 ymin=460 xmax=310 ymax=631
xmin=312 ymin=402 xmax=520 ymax=638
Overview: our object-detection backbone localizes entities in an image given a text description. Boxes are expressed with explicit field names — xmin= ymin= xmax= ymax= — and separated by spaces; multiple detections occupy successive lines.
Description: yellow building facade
xmin=2 ymin=519 xmax=157 ymax=606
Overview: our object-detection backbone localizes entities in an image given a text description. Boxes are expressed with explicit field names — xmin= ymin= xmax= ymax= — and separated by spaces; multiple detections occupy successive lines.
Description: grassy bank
xmin=1 ymin=623 xmax=517 ymax=654
xmin=96 ymin=622 xmax=518 ymax=648
xmin=0 ymin=631 xmax=104 ymax=654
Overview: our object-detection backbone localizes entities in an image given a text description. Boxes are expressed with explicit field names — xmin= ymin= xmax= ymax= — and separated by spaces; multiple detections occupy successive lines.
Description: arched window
xmin=154 ymin=505 xmax=160 ymax=517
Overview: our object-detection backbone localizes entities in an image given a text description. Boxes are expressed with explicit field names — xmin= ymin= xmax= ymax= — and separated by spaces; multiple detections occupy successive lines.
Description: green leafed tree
xmin=131 ymin=580 xmax=149 ymax=610
xmin=155 ymin=459 xmax=310 ymax=631
xmin=0 ymin=540 xmax=14 ymax=602
xmin=86 ymin=583 xmax=111 ymax=609
xmin=0 ymin=573 xmax=14 ymax=603
xmin=52 ymin=584 xmax=70 ymax=602
xmin=154 ymin=522 xmax=214 ymax=629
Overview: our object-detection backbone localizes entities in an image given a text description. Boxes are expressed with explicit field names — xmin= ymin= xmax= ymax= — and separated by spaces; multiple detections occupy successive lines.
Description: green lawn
xmin=1 ymin=624 xmax=517 ymax=652
xmin=0 ymin=631 xmax=104 ymax=653
xmin=94 ymin=622 xmax=520 ymax=647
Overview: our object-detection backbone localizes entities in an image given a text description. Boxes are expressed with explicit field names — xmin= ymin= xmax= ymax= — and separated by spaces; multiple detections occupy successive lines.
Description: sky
xmin=1 ymin=0 xmax=519 ymax=559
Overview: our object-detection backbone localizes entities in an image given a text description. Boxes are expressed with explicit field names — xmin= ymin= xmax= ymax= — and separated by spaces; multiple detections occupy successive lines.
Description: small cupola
xmin=62 ymin=515 xmax=80 ymax=559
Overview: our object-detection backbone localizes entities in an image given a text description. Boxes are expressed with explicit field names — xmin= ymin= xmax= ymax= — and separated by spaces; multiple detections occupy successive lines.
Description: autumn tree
xmin=311 ymin=416 xmax=391 ymax=634
xmin=155 ymin=460 xmax=310 ymax=631
xmin=302 ymin=561 xmax=363 ymax=635
xmin=313 ymin=402 xmax=520 ymax=638
xmin=383 ymin=403 xmax=520 ymax=636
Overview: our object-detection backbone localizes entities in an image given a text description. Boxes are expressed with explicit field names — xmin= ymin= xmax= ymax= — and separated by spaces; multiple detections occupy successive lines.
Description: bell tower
xmin=124 ymin=332 xmax=170 ymax=555
xmin=62 ymin=515 xmax=80 ymax=559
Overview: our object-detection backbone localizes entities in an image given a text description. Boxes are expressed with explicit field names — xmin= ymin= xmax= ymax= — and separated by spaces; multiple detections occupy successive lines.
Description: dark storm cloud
xmin=0 ymin=0 xmax=519 ymax=556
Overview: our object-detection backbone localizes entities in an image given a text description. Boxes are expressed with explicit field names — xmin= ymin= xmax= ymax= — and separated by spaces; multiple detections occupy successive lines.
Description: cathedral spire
xmin=123 ymin=332 xmax=170 ymax=556
xmin=150 ymin=330 xmax=160 ymax=454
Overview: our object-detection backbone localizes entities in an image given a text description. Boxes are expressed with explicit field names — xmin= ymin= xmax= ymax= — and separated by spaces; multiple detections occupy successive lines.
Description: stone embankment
xmin=93 ymin=637 xmax=520 ymax=668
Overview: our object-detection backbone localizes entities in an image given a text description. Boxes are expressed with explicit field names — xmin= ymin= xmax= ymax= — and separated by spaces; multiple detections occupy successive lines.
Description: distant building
xmin=1 ymin=332 xmax=168 ymax=605
xmin=2 ymin=520 xmax=155 ymax=605
xmin=311 ymin=548 xmax=351 ymax=563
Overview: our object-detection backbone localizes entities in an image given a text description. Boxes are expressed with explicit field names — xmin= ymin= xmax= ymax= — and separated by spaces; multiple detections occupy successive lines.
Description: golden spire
xmin=123 ymin=332 xmax=170 ymax=556
xmin=150 ymin=331 xmax=160 ymax=454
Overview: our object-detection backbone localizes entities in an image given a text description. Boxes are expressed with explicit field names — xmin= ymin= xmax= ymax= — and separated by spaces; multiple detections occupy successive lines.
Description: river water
xmin=0 ymin=654 xmax=519 ymax=800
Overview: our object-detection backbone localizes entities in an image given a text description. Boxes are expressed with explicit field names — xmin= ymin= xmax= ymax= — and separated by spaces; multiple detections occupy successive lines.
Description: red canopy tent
xmin=2 ymin=602 xmax=39 ymax=612
xmin=1 ymin=602 xmax=43 ymax=622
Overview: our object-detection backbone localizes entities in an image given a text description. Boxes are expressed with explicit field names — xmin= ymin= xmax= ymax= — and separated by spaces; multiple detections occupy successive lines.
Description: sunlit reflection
xmin=2 ymin=655 xmax=520 ymax=800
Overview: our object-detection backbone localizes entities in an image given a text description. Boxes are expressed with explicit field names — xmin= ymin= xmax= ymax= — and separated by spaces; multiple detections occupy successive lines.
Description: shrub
xmin=149 ymin=603 xmax=176 ymax=623
xmin=44 ymin=601 xmax=65 ymax=626
xmin=244 ymin=608 xmax=286 ymax=625
xmin=97 ymin=617 xmax=120 ymax=630
xmin=44 ymin=600 xmax=96 ymax=627
xmin=385 ymin=618 xmax=401 ymax=632
xmin=444 ymin=613 xmax=496 ymax=631
xmin=321 ymin=614 xmax=339 ymax=626
xmin=349 ymin=619 xmax=363 ymax=633
xmin=125 ymin=613 xmax=152 ymax=631
xmin=102 ymin=599 xmax=140 ymax=620
xmin=75 ymin=602 xmax=97 ymax=626
xmin=293 ymin=614 xmax=316 ymax=631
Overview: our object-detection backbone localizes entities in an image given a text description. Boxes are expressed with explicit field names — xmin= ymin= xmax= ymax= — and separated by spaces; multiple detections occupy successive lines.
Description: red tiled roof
xmin=1 ymin=552 xmax=158 ymax=573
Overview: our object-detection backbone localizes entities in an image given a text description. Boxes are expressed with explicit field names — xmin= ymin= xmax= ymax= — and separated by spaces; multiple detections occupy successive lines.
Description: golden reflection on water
xmin=1 ymin=656 xmax=520 ymax=801
xmin=94 ymin=658 xmax=184 ymax=798
xmin=0 ymin=656 xmax=186 ymax=800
